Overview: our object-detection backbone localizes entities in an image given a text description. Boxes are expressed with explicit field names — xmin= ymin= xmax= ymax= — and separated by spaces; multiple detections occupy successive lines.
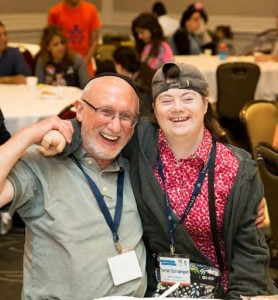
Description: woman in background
xmin=35 ymin=25 xmax=89 ymax=89
xmin=132 ymin=13 xmax=173 ymax=70
xmin=169 ymin=2 xmax=215 ymax=55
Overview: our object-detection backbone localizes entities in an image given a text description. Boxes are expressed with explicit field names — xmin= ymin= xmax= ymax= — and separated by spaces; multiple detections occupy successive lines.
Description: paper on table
xmin=241 ymin=296 xmax=278 ymax=300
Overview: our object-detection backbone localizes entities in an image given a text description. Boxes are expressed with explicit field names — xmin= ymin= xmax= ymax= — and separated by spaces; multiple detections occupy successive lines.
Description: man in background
xmin=243 ymin=15 xmax=278 ymax=56
xmin=113 ymin=46 xmax=154 ymax=118
xmin=152 ymin=1 xmax=178 ymax=38
xmin=48 ymin=0 xmax=101 ymax=75
xmin=0 ymin=21 xmax=31 ymax=84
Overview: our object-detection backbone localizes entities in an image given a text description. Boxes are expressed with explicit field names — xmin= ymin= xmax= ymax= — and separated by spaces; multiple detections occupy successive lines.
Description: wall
xmin=0 ymin=0 xmax=277 ymax=54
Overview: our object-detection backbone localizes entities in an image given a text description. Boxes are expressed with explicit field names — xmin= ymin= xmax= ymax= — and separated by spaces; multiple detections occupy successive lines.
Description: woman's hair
xmin=215 ymin=25 xmax=233 ymax=40
xmin=132 ymin=12 xmax=164 ymax=58
xmin=151 ymin=64 xmax=230 ymax=143
xmin=113 ymin=46 xmax=140 ymax=73
xmin=39 ymin=25 xmax=75 ymax=64
xmin=180 ymin=2 xmax=208 ymax=28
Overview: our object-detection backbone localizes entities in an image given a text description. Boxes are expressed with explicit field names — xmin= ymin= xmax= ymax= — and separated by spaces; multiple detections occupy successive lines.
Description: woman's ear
xmin=203 ymin=96 xmax=209 ymax=114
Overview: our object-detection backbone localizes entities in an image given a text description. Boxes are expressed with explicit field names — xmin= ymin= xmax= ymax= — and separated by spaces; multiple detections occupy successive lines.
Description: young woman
xmin=35 ymin=25 xmax=89 ymax=89
xmin=132 ymin=13 xmax=173 ymax=70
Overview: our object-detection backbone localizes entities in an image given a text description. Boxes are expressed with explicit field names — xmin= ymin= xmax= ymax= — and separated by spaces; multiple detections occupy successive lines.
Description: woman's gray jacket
xmin=123 ymin=121 xmax=277 ymax=299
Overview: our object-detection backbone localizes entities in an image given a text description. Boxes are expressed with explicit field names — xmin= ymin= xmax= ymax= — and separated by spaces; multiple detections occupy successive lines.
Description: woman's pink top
xmin=141 ymin=41 xmax=173 ymax=70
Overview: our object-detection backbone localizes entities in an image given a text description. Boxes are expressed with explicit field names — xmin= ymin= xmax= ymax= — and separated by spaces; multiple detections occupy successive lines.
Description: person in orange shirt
xmin=273 ymin=124 xmax=278 ymax=148
xmin=48 ymin=0 xmax=101 ymax=75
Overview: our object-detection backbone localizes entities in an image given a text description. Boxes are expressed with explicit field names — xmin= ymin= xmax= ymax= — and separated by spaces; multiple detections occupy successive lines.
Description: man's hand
xmin=256 ymin=197 xmax=266 ymax=228
xmin=40 ymin=130 xmax=67 ymax=156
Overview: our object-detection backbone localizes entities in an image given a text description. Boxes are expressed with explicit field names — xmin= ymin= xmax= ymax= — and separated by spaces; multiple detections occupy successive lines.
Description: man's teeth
xmin=102 ymin=133 xmax=118 ymax=141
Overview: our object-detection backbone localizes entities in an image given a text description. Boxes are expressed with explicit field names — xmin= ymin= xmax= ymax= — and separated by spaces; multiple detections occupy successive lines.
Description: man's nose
xmin=107 ymin=116 xmax=122 ymax=133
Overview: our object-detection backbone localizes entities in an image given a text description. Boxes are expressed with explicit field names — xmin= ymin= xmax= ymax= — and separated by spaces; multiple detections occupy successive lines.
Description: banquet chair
xmin=94 ymin=44 xmax=117 ymax=74
xmin=102 ymin=33 xmax=132 ymax=46
xmin=95 ymin=44 xmax=117 ymax=61
xmin=240 ymin=100 xmax=278 ymax=157
xmin=18 ymin=47 xmax=35 ymax=74
xmin=58 ymin=103 xmax=76 ymax=120
xmin=215 ymin=62 xmax=260 ymax=148
xmin=255 ymin=143 xmax=278 ymax=258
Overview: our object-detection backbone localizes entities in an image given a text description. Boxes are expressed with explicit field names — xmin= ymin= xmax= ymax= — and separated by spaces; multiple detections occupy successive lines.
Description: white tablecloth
xmin=0 ymin=84 xmax=82 ymax=135
xmin=174 ymin=55 xmax=278 ymax=104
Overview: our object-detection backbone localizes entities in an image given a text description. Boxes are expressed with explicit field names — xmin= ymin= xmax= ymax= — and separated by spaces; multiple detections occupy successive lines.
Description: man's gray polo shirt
xmin=8 ymin=146 xmax=147 ymax=300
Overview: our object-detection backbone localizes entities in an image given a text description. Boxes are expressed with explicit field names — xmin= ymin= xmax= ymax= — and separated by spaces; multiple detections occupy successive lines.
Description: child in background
xmin=35 ymin=25 xmax=89 ymax=89
xmin=132 ymin=13 xmax=173 ymax=70
xmin=215 ymin=25 xmax=235 ymax=56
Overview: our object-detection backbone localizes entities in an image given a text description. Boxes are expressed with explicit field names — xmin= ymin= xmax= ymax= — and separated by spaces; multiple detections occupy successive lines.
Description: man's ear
xmin=74 ymin=100 xmax=85 ymax=122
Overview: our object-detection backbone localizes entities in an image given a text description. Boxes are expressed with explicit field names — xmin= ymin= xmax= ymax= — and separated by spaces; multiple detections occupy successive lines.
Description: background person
xmin=0 ymin=21 xmax=31 ymax=84
xmin=169 ymin=2 xmax=217 ymax=55
xmin=254 ymin=40 xmax=278 ymax=62
xmin=169 ymin=3 xmax=204 ymax=55
xmin=113 ymin=45 xmax=154 ymax=118
xmin=0 ymin=74 xmax=147 ymax=299
xmin=151 ymin=1 xmax=179 ymax=39
xmin=243 ymin=15 xmax=278 ymax=56
xmin=48 ymin=0 xmax=101 ymax=76
xmin=215 ymin=25 xmax=235 ymax=56
xmin=35 ymin=25 xmax=89 ymax=89
xmin=132 ymin=12 xmax=173 ymax=71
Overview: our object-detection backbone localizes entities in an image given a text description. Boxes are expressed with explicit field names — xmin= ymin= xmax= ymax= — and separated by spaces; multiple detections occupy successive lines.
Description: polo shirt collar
xmin=72 ymin=146 xmax=125 ymax=172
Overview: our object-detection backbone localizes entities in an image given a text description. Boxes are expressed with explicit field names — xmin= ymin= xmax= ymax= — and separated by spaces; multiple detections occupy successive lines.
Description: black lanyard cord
xmin=157 ymin=139 xmax=216 ymax=254
xmin=70 ymin=155 xmax=124 ymax=252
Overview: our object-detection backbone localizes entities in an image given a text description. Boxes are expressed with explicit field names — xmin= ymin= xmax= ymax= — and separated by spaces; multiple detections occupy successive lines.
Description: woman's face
xmin=185 ymin=12 xmax=201 ymax=33
xmin=153 ymin=88 xmax=208 ymax=142
xmin=47 ymin=35 xmax=66 ymax=62
xmin=135 ymin=27 xmax=152 ymax=43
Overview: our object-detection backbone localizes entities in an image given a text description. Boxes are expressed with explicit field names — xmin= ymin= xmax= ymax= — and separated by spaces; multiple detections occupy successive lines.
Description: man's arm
xmin=0 ymin=116 xmax=73 ymax=208
xmin=0 ymin=75 xmax=26 ymax=84
xmin=84 ymin=30 xmax=99 ymax=63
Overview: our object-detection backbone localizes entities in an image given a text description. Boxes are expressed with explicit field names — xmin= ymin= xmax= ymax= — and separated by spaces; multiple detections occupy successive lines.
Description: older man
xmin=0 ymin=74 xmax=146 ymax=299
xmin=0 ymin=21 xmax=31 ymax=84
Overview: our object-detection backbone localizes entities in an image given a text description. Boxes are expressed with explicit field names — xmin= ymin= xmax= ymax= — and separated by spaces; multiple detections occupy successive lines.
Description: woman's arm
xmin=74 ymin=54 xmax=90 ymax=89
xmin=227 ymin=171 xmax=277 ymax=298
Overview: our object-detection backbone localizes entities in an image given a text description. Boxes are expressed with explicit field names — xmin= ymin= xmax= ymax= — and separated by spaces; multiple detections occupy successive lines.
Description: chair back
xmin=255 ymin=143 xmax=278 ymax=249
xmin=240 ymin=100 xmax=278 ymax=157
xmin=102 ymin=33 xmax=131 ymax=45
xmin=95 ymin=44 xmax=117 ymax=61
xmin=216 ymin=62 xmax=260 ymax=119
xmin=17 ymin=46 xmax=35 ymax=74
xmin=58 ymin=103 xmax=76 ymax=120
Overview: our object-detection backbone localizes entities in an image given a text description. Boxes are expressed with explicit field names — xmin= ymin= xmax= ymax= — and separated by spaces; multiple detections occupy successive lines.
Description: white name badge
xmin=159 ymin=254 xmax=190 ymax=285
xmin=107 ymin=250 xmax=142 ymax=286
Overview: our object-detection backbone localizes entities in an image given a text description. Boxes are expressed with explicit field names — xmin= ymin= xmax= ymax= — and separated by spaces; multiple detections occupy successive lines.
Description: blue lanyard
xmin=70 ymin=155 xmax=125 ymax=253
xmin=157 ymin=140 xmax=216 ymax=254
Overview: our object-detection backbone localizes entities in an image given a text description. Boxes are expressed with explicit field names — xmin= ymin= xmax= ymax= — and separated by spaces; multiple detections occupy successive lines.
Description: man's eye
xmin=100 ymin=109 xmax=114 ymax=117
xmin=120 ymin=114 xmax=133 ymax=121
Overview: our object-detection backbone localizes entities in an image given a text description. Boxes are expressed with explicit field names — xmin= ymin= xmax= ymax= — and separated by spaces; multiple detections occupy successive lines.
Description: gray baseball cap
xmin=152 ymin=61 xmax=208 ymax=101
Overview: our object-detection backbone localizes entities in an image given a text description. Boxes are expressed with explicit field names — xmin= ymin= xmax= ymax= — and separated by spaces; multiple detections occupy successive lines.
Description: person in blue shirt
xmin=0 ymin=21 xmax=32 ymax=84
